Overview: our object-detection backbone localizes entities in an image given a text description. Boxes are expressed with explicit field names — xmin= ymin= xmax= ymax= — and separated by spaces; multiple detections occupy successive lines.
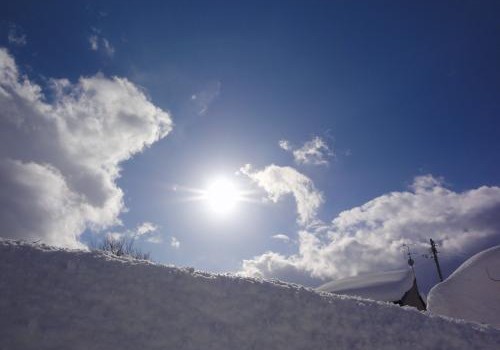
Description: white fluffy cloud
xmin=241 ymin=250 xmax=322 ymax=286
xmin=0 ymin=48 xmax=172 ymax=247
xmin=240 ymin=164 xmax=323 ymax=226
xmin=280 ymin=136 xmax=333 ymax=166
xmin=241 ymin=175 xmax=500 ymax=286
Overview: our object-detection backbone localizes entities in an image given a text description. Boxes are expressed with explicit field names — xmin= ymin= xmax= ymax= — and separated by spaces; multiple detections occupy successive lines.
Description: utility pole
xmin=429 ymin=238 xmax=444 ymax=282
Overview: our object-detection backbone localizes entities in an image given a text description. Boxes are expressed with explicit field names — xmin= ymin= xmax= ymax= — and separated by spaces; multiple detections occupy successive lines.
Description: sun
xmin=203 ymin=178 xmax=241 ymax=215
xmin=175 ymin=175 xmax=253 ymax=217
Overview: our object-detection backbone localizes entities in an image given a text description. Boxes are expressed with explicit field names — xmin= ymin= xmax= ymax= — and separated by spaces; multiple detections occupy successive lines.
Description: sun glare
xmin=203 ymin=178 xmax=240 ymax=215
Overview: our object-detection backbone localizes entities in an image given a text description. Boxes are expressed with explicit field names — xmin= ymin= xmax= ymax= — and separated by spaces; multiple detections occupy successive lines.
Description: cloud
xmin=240 ymin=164 xmax=323 ymax=226
xmin=272 ymin=234 xmax=291 ymax=242
xmin=170 ymin=236 xmax=180 ymax=249
xmin=136 ymin=222 xmax=163 ymax=243
xmin=278 ymin=140 xmax=291 ymax=151
xmin=146 ymin=235 xmax=163 ymax=244
xmin=280 ymin=136 xmax=333 ymax=166
xmin=241 ymin=251 xmax=322 ymax=286
xmin=100 ymin=38 xmax=115 ymax=57
xmin=89 ymin=35 xmax=99 ymax=50
xmin=191 ymin=81 xmax=221 ymax=115
xmin=0 ymin=159 xmax=86 ymax=247
xmin=137 ymin=222 xmax=158 ymax=236
xmin=0 ymin=48 xmax=172 ymax=247
xmin=241 ymin=175 xmax=500 ymax=287
xmin=7 ymin=25 xmax=26 ymax=46
xmin=88 ymin=28 xmax=115 ymax=57
xmin=102 ymin=222 xmax=162 ymax=244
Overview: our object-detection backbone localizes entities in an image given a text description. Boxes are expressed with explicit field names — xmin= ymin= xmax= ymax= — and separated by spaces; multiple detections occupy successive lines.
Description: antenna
xmin=402 ymin=243 xmax=416 ymax=277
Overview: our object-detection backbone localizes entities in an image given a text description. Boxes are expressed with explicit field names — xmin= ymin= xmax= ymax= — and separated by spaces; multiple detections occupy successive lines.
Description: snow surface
xmin=428 ymin=245 xmax=500 ymax=329
xmin=1 ymin=239 xmax=499 ymax=350
xmin=316 ymin=269 xmax=414 ymax=302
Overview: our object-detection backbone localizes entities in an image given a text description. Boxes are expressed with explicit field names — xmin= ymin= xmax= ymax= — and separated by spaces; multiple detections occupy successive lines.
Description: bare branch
xmin=96 ymin=235 xmax=151 ymax=261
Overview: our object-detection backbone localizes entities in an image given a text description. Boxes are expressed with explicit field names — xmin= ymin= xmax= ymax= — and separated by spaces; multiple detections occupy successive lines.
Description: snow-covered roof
xmin=428 ymin=245 xmax=500 ymax=329
xmin=316 ymin=269 xmax=414 ymax=302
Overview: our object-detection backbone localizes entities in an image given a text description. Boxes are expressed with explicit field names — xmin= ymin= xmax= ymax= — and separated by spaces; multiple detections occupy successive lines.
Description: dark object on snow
xmin=395 ymin=278 xmax=426 ymax=310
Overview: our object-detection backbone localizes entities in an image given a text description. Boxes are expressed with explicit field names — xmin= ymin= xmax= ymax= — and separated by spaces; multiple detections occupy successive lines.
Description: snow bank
xmin=316 ymin=269 xmax=414 ymax=302
xmin=428 ymin=245 xmax=500 ymax=329
xmin=1 ymin=239 xmax=499 ymax=350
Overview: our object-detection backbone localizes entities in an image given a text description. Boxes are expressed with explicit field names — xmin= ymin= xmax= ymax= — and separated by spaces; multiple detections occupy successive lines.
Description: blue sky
xmin=1 ymin=1 xmax=500 ymax=293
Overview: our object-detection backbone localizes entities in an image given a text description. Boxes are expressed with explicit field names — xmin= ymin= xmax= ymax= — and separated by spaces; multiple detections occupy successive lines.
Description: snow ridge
xmin=0 ymin=239 xmax=499 ymax=350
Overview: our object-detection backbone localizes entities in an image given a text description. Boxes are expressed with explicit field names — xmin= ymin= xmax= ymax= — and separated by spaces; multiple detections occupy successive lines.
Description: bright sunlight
xmin=203 ymin=178 xmax=241 ymax=215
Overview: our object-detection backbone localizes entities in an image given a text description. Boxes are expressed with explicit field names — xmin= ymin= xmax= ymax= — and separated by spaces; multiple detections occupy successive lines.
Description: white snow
xmin=316 ymin=269 xmax=414 ymax=302
xmin=1 ymin=239 xmax=499 ymax=350
xmin=428 ymin=245 xmax=500 ymax=329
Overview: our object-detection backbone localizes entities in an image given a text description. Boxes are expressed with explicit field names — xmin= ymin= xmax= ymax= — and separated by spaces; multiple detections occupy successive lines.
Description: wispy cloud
xmin=170 ymin=236 xmax=180 ymax=249
xmin=88 ymin=28 xmax=115 ymax=57
xmin=280 ymin=136 xmax=333 ymax=166
xmin=191 ymin=81 xmax=221 ymax=115
xmin=103 ymin=222 xmax=163 ymax=244
xmin=0 ymin=48 xmax=172 ymax=247
xmin=100 ymin=38 xmax=115 ymax=56
xmin=7 ymin=25 xmax=26 ymax=46
xmin=89 ymin=35 xmax=99 ymax=50
xmin=271 ymin=234 xmax=291 ymax=243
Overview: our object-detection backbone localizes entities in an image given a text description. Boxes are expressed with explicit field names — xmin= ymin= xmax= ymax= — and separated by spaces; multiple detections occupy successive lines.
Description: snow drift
xmin=428 ymin=245 xmax=500 ymax=329
xmin=1 ymin=239 xmax=499 ymax=350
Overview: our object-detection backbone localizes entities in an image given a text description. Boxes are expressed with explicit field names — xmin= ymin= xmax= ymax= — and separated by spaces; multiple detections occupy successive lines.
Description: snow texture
xmin=316 ymin=269 xmax=414 ymax=302
xmin=0 ymin=239 xmax=499 ymax=350
xmin=428 ymin=245 xmax=500 ymax=329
